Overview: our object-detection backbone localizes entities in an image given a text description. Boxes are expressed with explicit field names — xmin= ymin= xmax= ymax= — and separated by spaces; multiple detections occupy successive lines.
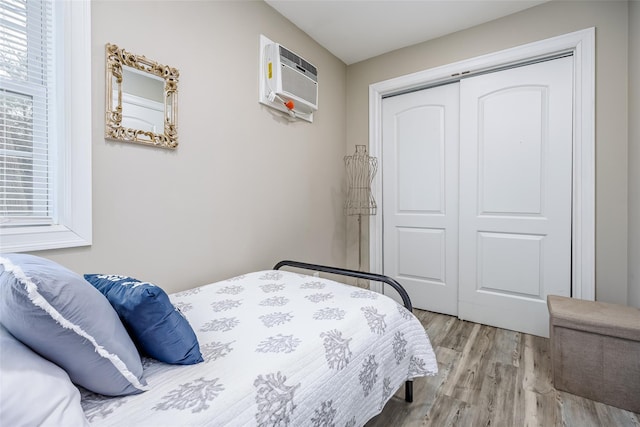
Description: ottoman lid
xmin=547 ymin=295 xmax=640 ymax=341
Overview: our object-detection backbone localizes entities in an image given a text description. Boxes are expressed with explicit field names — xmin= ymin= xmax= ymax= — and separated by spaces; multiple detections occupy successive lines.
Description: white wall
xmin=629 ymin=0 xmax=640 ymax=308
xmin=33 ymin=1 xmax=347 ymax=293
xmin=346 ymin=0 xmax=630 ymax=304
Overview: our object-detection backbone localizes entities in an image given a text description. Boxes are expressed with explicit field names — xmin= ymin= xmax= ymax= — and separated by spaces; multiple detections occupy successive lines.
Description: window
xmin=0 ymin=0 xmax=91 ymax=252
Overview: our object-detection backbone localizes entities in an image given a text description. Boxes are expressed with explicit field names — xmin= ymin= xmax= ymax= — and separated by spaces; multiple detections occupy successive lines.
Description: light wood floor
xmin=367 ymin=309 xmax=640 ymax=427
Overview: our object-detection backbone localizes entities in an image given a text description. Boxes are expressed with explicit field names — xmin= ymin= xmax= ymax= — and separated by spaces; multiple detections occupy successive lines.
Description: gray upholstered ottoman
xmin=547 ymin=295 xmax=640 ymax=413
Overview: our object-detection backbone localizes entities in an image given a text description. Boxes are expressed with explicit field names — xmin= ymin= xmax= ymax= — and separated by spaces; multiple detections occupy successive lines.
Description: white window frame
xmin=1 ymin=0 xmax=92 ymax=252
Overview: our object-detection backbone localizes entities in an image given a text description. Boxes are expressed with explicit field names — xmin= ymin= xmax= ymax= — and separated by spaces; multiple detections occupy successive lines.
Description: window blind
xmin=0 ymin=0 xmax=53 ymax=226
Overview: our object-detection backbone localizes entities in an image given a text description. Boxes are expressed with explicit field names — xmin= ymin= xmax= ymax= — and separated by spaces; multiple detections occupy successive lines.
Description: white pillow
xmin=0 ymin=325 xmax=89 ymax=427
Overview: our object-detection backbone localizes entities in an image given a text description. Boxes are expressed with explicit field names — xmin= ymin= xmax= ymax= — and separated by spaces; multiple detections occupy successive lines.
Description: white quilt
xmin=82 ymin=270 xmax=437 ymax=426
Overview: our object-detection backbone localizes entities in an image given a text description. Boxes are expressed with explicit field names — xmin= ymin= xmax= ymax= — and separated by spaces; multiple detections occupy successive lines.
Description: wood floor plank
xmin=416 ymin=310 xmax=457 ymax=347
xmin=593 ymin=400 xmax=640 ymax=427
xmin=438 ymin=318 xmax=477 ymax=353
xmin=520 ymin=333 xmax=560 ymax=426
xmin=366 ymin=310 xmax=640 ymax=427
xmin=491 ymin=327 xmax=523 ymax=367
xmin=471 ymin=362 xmax=518 ymax=427
xmin=595 ymin=401 xmax=640 ymax=427
xmin=419 ymin=394 xmax=474 ymax=427
xmin=439 ymin=322 xmax=481 ymax=398
xmin=559 ymin=391 xmax=606 ymax=427
xmin=446 ymin=325 xmax=497 ymax=405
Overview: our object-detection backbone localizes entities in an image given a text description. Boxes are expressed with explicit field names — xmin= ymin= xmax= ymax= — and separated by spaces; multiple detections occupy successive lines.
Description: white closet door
xmin=382 ymin=83 xmax=460 ymax=315
xmin=458 ymin=56 xmax=573 ymax=336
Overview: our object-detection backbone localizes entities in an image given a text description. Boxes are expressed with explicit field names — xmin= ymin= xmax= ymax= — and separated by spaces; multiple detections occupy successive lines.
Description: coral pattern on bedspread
xmin=81 ymin=270 xmax=437 ymax=426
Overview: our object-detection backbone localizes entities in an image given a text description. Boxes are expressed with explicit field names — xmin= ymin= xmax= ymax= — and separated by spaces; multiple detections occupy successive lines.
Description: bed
xmin=0 ymin=256 xmax=437 ymax=427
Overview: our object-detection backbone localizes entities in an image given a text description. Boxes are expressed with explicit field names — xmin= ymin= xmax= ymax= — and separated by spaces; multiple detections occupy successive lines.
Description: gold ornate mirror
xmin=105 ymin=43 xmax=179 ymax=149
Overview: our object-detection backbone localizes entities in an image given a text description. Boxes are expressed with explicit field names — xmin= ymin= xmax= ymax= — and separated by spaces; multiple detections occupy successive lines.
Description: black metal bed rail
xmin=273 ymin=259 xmax=415 ymax=403
xmin=273 ymin=260 xmax=413 ymax=312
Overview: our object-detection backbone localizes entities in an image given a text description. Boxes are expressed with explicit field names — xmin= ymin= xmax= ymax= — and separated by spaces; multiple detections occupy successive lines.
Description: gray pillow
xmin=0 ymin=254 xmax=148 ymax=396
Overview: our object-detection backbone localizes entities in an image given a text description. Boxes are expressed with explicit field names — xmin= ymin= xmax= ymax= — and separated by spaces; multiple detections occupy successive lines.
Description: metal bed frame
xmin=273 ymin=260 xmax=415 ymax=403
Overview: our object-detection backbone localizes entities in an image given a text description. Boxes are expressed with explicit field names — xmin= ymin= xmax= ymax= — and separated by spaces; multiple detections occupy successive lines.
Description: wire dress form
xmin=344 ymin=145 xmax=377 ymax=216
xmin=344 ymin=145 xmax=377 ymax=276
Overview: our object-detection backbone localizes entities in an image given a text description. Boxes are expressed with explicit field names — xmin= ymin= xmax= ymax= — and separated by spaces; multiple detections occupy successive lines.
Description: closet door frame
xmin=368 ymin=28 xmax=595 ymax=301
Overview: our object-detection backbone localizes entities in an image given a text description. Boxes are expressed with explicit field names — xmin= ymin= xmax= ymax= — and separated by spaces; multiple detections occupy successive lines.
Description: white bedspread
xmin=82 ymin=270 xmax=437 ymax=426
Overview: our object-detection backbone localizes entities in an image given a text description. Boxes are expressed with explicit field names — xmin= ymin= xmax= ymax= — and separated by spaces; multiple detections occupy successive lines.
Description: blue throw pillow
xmin=0 ymin=254 xmax=148 ymax=396
xmin=84 ymin=274 xmax=203 ymax=365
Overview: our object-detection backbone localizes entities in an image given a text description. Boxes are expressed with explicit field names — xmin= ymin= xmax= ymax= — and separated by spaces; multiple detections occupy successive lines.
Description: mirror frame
xmin=105 ymin=43 xmax=179 ymax=149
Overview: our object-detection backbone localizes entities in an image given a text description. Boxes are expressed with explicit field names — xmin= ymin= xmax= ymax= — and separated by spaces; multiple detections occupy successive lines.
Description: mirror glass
xmin=105 ymin=44 xmax=179 ymax=149
xmin=121 ymin=66 xmax=165 ymax=134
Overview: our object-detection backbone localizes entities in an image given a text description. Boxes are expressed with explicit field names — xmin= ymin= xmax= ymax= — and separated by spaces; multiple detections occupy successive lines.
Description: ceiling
xmin=265 ymin=0 xmax=547 ymax=65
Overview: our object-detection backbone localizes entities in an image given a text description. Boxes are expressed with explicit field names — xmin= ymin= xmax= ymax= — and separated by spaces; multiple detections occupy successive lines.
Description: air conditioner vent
xmin=279 ymin=45 xmax=318 ymax=78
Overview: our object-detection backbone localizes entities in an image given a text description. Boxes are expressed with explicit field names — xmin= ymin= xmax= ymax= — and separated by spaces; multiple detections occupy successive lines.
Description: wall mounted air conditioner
xmin=259 ymin=35 xmax=318 ymax=122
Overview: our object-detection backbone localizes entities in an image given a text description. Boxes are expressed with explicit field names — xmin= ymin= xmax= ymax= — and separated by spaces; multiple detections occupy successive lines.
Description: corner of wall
xmin=628 ymin=0 xmax=640 ymax=308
